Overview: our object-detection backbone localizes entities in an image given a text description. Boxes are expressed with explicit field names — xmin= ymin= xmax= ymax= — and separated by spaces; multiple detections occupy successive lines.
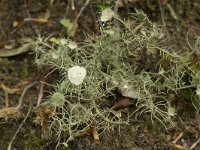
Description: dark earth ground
xmin=0 ymin=0 xmax=200 ymax=150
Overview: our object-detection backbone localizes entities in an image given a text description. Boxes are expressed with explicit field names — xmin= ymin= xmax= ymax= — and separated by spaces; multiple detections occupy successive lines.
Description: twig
xmin=67 ymin=0 xmax=90 ymax=37
xmin=172 ymin=132 xmax=184 ymax=144
xmin=190 ymin=137 xmax=200 ymax=149
xmin=1 ymin=84 xmax=9 ymax=107
xmin=5 ymin=90 xmax=9 ymax=107
xmin=15 ymin=81 xmax=39 ymax=110
xmin=90 ymin=4 xmax=99 ymax=33
xmin=71 ymin=0 xmax=75 ymax=10
xmin=75 ymin=0 xmax=90 ymax=22
xmin=37 ymin=81 xmax=45 ymax=106
xmin=0 ymin=20 xmax=6 ymax=38
xmin=7 ymin=103 xmax=33 ymax=150
xmin=23 ymin=18 xmax=48 ymax=23
xmin=157 ymin=0 xmax=166 ymax=26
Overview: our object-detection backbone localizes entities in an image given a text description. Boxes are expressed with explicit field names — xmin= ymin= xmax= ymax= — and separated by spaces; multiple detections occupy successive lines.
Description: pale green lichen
xmin=33 ymin=11 xmax=200 ymax=147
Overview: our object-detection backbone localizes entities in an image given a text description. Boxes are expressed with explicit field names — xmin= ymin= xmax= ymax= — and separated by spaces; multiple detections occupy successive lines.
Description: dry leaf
xmin=67 ymin=20 xmax=78 ymax=38
xmin=170 ymin=143 xmax=189 ymax=150
xmin=91 ymin=126 xmax=100 ymax=143
xmin=111 ymin=97 xmax=134 ymax=110
xmin=75 ymin=126 xmax=100 ymax=143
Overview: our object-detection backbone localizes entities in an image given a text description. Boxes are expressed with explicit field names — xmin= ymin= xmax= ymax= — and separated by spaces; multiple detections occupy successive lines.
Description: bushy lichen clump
xmin=34 ymin=11 xmax=200 ymax=146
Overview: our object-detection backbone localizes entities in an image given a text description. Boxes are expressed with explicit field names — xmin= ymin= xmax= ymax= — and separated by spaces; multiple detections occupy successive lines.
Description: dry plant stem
xmin=10 ymin=22 xmax=26 ymax=35
xmin=170 ymin=143 xmax=188 ymax=150
xmin=71 ymin=0 xmax=75 ymax=10
xmin=186 ymin=28 xmax=194 ymax=51
xmin=190 ymin=138 xmax=200 ymax=149
xmin=74 ymin=0 xmax=90 ymax=22
xmin=15 ymin=81 xmax=39 ymax=110
xmin=7 ymin=103 xmax=33 ymax=150
xmin=1 ymin=84 xmax=9 ymax=107
xmin=0 ymin=21 xmax=6 ymax=37
xmin=5 ymin=90 xmax=9 ymax=107
xmin=157 ymin=0 xmax=167 ymax=28
xmin=37 ymin=81 xmax=45 ymax=106
xmin=43 ymin=68 xmax=57 ymax=79
xmin=172 ymin=132 xmax=184 ymax=144
xmin=90 ymin=4 xmax=99 ymax=33
xmin=50 ymin=0 xmax=54 ymax=8
xmin=114 ymin=16 xmax=131 ymax=31
xmin=23 ymin=18 xmax=48 ymax=23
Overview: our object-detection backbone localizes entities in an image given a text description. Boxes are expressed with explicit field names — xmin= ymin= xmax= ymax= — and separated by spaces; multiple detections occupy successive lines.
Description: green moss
xmin=24 ymin=132 xmax=43 ymax=150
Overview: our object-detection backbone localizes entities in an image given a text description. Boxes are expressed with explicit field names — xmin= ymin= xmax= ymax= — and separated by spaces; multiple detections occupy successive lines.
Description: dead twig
xmin=67 ymin=0 xmax=90 ymax=37
xmin=1 ymin=84 xmax=9 ymax=107
xmin=90 ymin=4 xmax=99 ymax=34
xmin=7 ymin=103 xmax=33 ymax=150
xmin=7 ymin=81 xmax=38 ymax=149
xmin=37 ymin=81 xmax=45 ymax=106
xmin=15 ymin=81 xmax=39 ymax=110
xmin=172 ymin=132 xmax=184 ymax=144
xmin=190 ymin=138 xmax=200 ymax=150
xmin=71 ymin=0 xmax=75 ymax=10
xmin=23 ymin=18 xmax=48 ymax=23
xmin=170 ymin=143 xmax=189 ymax=150
xmin=75 ymin=0 xmax=90 ymax=22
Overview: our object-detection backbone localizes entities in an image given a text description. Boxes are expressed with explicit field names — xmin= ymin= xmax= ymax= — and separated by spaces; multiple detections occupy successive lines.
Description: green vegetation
xmin=33 ymin=10 xmax=200 ymax=147
xmin=24 ymin=132 xmax=43 ymax=150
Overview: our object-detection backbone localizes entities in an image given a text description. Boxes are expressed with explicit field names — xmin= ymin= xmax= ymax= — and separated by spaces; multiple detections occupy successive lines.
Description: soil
xmin=0 ymin=0 xmax=200 ymax=150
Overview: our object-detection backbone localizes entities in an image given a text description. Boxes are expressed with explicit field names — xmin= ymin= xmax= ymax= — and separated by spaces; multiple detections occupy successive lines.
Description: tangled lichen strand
xmin=34 ymin=11 xmax=198 ymax=145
